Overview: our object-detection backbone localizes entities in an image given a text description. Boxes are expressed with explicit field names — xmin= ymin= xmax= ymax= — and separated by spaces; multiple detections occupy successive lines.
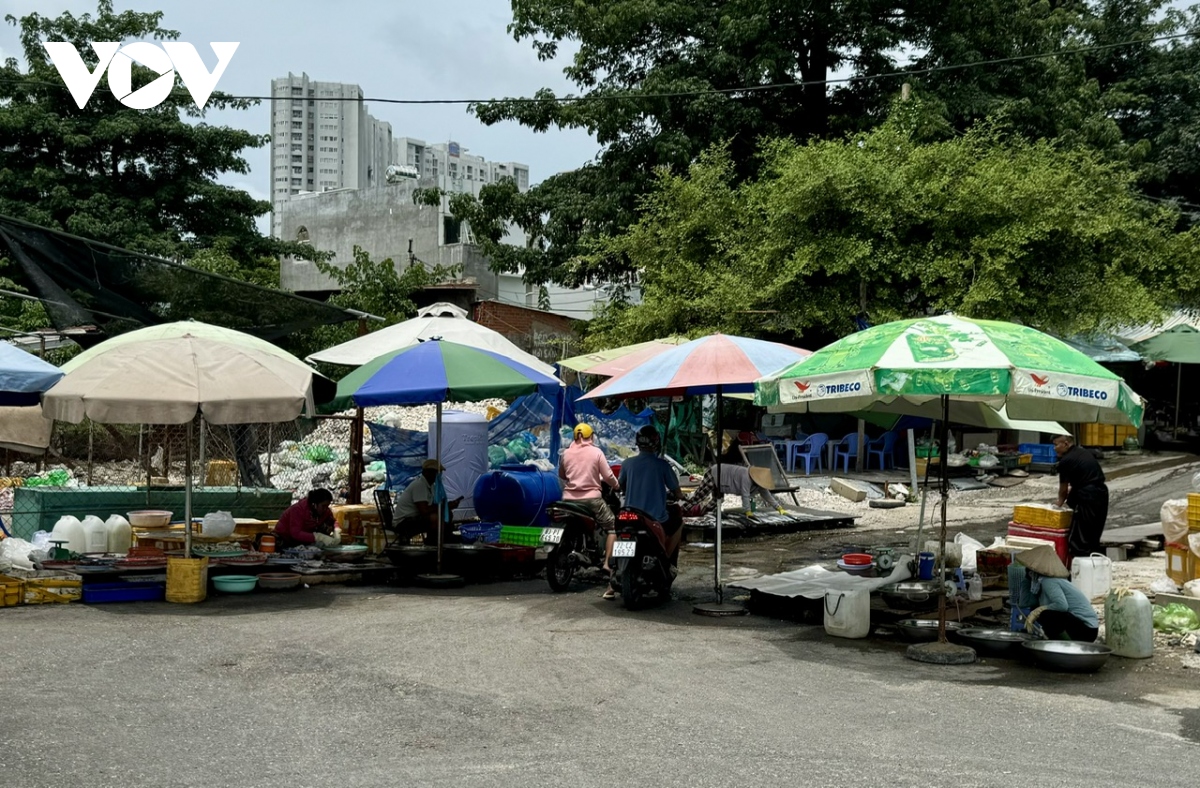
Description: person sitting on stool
xmin=394 ymin=459 xmax=462 ymax=544
xmin=1008 ymin=545 xmax=1099 ymax=642
xmin=274 ymin=488 xmax=339 ymax=548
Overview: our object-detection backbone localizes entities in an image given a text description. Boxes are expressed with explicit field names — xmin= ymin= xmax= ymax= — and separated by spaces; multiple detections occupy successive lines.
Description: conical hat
xmin=748 ymin=467 xmax=774 ymax=490
xmin=1014 ymin=545 xmax=1068 ymax=578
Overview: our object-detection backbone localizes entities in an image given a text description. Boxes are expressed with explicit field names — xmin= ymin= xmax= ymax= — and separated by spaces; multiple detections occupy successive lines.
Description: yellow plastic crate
xmin=0 ymin=574 xmax=25 ymax=607
xmin=21 ymin=571 xmax=82 ymax=604
xmin=1166 ymin=542 xmax=1194 ymax=586
xmin=1012 ymin=504 xmax=1072 ymax=530
xmin=1017 ymin=453 xmax=1032 ymax=466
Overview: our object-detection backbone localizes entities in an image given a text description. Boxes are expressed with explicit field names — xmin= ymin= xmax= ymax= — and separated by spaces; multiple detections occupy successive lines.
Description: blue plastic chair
xmin=832 ymin=433 xmax=859 ymax=473
xmin=789 ymin=433 xmax=829 ymax=475
xmin=867 ymin=432 xmax=898 ymax=469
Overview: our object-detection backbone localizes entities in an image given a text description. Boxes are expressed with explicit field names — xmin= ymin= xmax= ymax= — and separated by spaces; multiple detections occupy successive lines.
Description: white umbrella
xmin=306 ymin=311 xmax=557 ymax=376
xmin=42 ymin=325 xmax=320 ymax=555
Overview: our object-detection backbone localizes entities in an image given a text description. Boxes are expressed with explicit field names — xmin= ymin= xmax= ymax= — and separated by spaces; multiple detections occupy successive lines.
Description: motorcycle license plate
xmin=612 ymin=540 xmax=637 ymax=558
xmin=541 ymin=527 xmax=564 ymax=544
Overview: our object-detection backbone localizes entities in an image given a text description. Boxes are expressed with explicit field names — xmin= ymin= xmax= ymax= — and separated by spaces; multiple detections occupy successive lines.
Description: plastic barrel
xmin=472 ymin=464 xmax=563 ymax=527
xmin=166 ymin=557 xmax=209 ymax=604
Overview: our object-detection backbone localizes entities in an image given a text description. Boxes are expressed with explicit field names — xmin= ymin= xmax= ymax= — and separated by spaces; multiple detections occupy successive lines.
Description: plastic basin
xmin=842 ymin=553 xmax=873 ymax=565
xmin=211 ymin=575 xmax=258 ymax=594
xmin=257 ymin=572 xmax=301 ymax=591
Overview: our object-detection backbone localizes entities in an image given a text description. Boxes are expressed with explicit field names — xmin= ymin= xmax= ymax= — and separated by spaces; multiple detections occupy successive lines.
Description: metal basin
xmin=955 ymin=628 xmax=1034 ymax=659
xmin=879 ymin=581 xmax=938 ymax=609
xmin=896 ymin=619 xmax=964 ymax=643
xmin=1022 ymin=640 xmax=1112 ymax=672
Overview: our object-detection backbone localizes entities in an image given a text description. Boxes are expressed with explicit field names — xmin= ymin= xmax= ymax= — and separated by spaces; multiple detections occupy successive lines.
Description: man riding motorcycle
xmin=608 ymin=424 xmax=683 ymax=601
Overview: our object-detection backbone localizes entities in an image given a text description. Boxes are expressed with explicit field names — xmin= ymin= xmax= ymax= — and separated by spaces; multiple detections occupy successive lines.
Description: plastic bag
xmin=1152 ymin=603 xmax=1200 ymax=634
xmin=955 ymin=532 xmax=985 ymax=572
xmin=977 ymin=454 xmax=999 ymax=469
xmin=1160 ymin=499 xmax=1189 ymax=544
xmin=1182 ymin=579 xmax=1200 ymax=599
xmin=24 ymin=469 xmax=71 ymax=487
xmin=201 ymin=511 xmax=236 ymax=538
xmin=1150 ymin=576 xmax=1181 ymax=595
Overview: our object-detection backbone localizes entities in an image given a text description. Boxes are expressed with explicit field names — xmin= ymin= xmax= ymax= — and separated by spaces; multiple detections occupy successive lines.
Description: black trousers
xmin=1037 ymin=610 xmax=1098 ymax=642
xmin=1068 ymin=484 xmax=1109 ymax=557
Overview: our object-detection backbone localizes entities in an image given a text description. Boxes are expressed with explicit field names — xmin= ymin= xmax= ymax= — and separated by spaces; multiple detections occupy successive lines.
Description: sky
xmin=0 ymin=0 xmax=601 ymax=221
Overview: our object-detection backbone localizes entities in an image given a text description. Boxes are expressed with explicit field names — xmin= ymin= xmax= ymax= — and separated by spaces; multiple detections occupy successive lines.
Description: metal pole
xmin=906 ymin=428 xmax=918 ymax=497
xmin=198 ymin=419 xmax=206 ymax=488
xmin=435 ymin=402 xmax=444 ymax=574
xmin=266 ymin=424 xmax=273 ymax=481
xmin=937 ymin=395 xmax=950 ymax=644
xmin=185 ymin=420 xmax=194 ymax=557
xmin=715 ymin=389 xmax=723 ymax=603
xmin=1175 ymin=364 xmax=1182 ymax=432
xmin=855 ymin=418 xmax=866 ymax=472
xmin=87 ymin=420 xmax=94 ymax=486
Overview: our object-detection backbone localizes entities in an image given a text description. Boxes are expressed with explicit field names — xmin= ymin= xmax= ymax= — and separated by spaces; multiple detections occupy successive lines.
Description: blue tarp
xmin=0 ymin=343 xmax=62 ymax=406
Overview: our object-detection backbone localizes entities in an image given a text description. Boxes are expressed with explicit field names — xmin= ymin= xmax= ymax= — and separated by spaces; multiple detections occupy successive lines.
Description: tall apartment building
xmin=269 ymin=73 xmax=393 ymax=237
xmin=393 ymin=137 xmax=530 ymax=199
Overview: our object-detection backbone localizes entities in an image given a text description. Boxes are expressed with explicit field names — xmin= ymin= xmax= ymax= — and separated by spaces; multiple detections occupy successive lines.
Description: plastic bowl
xmin=842 ymin=553 xmax=873 ymax=566
xmin=211 ymin=575 xmax=258 ymax=594
xmin=127 ymin=510 xmax=173 ymax=529
xmin=257 ymin=572 xmax=301 ymax=591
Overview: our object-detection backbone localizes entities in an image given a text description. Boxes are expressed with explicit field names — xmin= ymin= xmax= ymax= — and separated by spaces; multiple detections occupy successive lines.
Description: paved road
xmin=2 ymin=576 xmax=1196 ymax=788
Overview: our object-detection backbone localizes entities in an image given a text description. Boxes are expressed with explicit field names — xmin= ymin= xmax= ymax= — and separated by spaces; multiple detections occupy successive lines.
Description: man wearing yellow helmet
xmin=558 ymin=422 xmax=619 ymax=569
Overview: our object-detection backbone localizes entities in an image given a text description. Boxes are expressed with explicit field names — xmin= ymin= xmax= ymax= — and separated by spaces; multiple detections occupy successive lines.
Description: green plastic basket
xmin=499 ymin=526 xmax=544 ymax=547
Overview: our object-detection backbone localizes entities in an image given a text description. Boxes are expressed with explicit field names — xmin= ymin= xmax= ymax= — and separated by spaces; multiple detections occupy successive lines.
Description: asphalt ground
xmin=2 ymin=569 xmax=1196 ymax=788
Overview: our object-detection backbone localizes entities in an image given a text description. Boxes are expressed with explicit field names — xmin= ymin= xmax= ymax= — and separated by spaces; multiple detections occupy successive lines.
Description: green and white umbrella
xmin=755 ymin=315 xmax=1142 ymax=428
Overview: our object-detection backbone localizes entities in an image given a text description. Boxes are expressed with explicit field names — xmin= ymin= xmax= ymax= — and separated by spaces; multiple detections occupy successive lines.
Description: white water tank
xmin=428 ymin=410 xmax=489 ymax=521
xmin=824 ymin=588 xmax=871 ymax=639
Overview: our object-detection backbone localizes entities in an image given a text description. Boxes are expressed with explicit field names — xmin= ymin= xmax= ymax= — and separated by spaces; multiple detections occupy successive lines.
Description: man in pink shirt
xmin=557 ymin=423 xmax=619 ymax=570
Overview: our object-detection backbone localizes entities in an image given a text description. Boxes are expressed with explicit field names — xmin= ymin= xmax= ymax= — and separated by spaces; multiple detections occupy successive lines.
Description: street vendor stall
xmin=40 ymin=321 xmax=326 ymax=602
xmin=756 ymin=314 xmax=1143 ymax=662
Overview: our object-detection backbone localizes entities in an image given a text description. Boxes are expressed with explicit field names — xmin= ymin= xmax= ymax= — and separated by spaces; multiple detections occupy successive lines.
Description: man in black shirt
xmin=1054 ymin=435 xmax=1109 ymax=558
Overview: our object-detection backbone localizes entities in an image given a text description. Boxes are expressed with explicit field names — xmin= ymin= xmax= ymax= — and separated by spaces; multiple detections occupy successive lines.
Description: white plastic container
xmin=1071 ymin=552 xmax=1112 ymax=601
xmin=428 ymin=410 xmax=489 ymax=520
xmin=81 ymin=515 xmax=109 ymax=554
xmin=824 ymin=588 xmax=870 ymax=639
xmin=1105 ymin=588 xmax=1153 ymax=659
xmin=106 ymin=515 xmax=132 ymax=554
xmin=49 ymin=515 xmax=86 ymax=555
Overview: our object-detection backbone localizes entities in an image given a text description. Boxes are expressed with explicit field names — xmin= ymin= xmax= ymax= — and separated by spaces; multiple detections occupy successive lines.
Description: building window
xmin=444 ymin=215 xmax=462 ymax=244
xmin=292 ymin=121 xmax=302 ymax=129
xmin=296 ymin=226 xmax=310 ymax=243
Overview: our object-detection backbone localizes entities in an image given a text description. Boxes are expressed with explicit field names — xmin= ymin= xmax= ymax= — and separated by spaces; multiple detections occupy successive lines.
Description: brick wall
xmin=473 ymin=300 xmax=575 ymax=338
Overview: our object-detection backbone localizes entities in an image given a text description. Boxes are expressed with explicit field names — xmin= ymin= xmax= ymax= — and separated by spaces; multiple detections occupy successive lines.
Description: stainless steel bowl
xmin=955 ymin=628 xmax=1034 ymax=659
xmin=879 ymin=581 xmax=939 ymax=609
xmin=896 ymin=619 xmax=964 ymax=643
xmin=1022 ymin=640 xmax=1112 ymax=672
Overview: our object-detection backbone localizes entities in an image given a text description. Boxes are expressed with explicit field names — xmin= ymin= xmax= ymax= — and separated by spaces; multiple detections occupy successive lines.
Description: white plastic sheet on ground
xmin=727 ymin=556 xmax=915 ymax=599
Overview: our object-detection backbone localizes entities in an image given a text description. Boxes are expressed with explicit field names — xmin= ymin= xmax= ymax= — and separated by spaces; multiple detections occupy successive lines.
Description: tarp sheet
xmin=727 ymin=559 xmax=915 ymax=599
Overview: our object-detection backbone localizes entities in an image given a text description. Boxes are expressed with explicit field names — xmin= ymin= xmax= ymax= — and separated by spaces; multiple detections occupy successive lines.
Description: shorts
xmin=572 ymin=496 xmax=615 ymax=532
xmin=662 ymin=505 xmax=683 ymax=536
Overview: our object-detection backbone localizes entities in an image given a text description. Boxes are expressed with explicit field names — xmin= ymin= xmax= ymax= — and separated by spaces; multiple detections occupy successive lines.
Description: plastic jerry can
xmin=1105 ymin=588 xmax=1153 ymax=659
xmin=80 ymin=515 xmax=110 ymax=554
xmin=105 ymin=515 xmax=133 ymax=554
xmin=1071 ymin=553 xmax=1112 ymax=601
xmin=50 ymin=516 xmax=86 ymax=555
xmin=824 ymin=588 xmax=870 ymax=639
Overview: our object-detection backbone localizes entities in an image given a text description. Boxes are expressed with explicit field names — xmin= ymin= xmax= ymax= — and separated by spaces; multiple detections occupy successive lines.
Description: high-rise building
xmin=393 ymin=137 xmax=529 ymax=199
xmin=269 ymin=73 xmax=392 ymax=237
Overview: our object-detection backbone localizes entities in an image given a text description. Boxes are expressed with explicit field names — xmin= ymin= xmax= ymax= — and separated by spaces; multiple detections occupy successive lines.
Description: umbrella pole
xmin=1175 ymin=364 xmax=1182 ymax=433
xmin=937 ymin=395 xmax=949 ymax=644
xmin=436 ymin=401 xmax=444 ymax=574
xmin=185 ymin=420 xmax=193 ymax=557
xmin=715 ymin=389 xmax=723 ymax=603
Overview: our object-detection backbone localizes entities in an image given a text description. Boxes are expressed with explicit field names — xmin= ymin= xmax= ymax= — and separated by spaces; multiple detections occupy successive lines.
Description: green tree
xmin=461 ymin=0 xmax=1199 ymax=289
xmin=0 ymin=2 xmax=312 ymax=263
xmin=586 ymin=107 xmax=1196 ymax=347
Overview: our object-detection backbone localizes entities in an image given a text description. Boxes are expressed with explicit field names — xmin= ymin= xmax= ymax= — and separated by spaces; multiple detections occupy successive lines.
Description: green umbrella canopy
xmin=1128 ymin=325 xmax=1200 ymax=364
xmin=756 ymin=315 xmax=1142 ymax=427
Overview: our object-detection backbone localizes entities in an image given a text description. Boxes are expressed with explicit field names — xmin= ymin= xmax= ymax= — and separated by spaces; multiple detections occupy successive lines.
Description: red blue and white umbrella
xmin=579 ymin=334 xmax=810 ymax=401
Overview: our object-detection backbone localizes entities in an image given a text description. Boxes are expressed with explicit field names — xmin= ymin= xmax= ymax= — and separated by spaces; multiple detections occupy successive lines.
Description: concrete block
xmin=830 ymin=478 xmax=882 ymax=503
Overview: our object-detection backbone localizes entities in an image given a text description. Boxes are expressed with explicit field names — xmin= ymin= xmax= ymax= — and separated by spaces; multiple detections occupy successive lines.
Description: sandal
xmin=602 ymin=588 xmax=616 ymax=600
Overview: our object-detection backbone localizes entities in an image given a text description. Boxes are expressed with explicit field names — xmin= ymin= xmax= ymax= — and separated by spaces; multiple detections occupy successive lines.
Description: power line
xmin=0 ymin=33 xmax=1192 ymax=106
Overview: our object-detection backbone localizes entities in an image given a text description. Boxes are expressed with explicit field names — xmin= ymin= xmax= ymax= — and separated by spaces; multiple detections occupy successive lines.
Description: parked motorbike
xmin=542 ymin=486 xmax=621 ymax=592
xmin=611 ymin=502 xmax=681 ymax=610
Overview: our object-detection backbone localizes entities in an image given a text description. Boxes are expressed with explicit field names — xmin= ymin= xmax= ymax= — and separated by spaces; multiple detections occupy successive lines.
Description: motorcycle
xmin=611 ymin=501 xmax=681 ymax=610
xmin=542 ymin=485 xmax=621 ymax=592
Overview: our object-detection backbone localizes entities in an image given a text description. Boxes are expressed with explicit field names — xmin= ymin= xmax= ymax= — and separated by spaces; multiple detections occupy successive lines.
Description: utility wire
xmin=0 ymin=33 xmax=1192 ymax=105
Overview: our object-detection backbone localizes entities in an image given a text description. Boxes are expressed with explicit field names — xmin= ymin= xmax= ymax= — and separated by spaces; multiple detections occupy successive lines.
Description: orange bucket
xmin=260 ymin=534 xmax=276 ymax=553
